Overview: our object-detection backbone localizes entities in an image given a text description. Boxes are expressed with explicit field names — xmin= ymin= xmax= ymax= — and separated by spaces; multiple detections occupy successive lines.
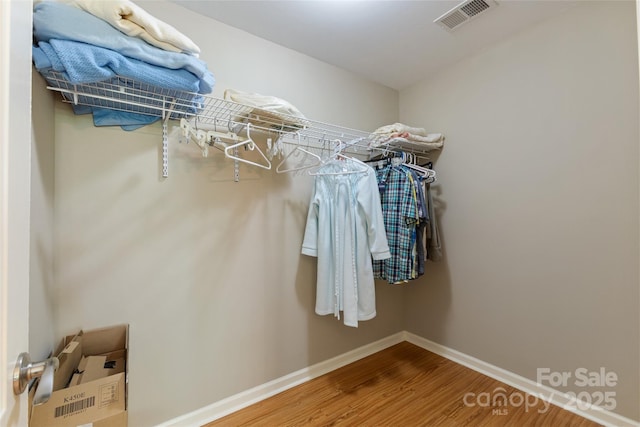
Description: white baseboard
xmin=404 ymin=331 xmax=640 ymax=427
xmin=158 ymin=332 xmax=405 ymax=427
xmin=159 ymin=331 xmax=639 ymax=427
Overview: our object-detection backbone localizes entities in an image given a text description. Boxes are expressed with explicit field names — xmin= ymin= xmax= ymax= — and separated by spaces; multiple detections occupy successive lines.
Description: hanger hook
xmin=333 ymin=139 xmax=344 ymax=157
xmin=246 ymin=123 xmax=255 ymax=150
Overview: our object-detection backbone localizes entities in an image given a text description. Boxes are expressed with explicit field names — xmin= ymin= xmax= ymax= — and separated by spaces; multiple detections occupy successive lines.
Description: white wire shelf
xmin=41 ymin=70 xmax=375 ymax=147
xmin=39 ymin=70 xmax=439 ymax=178
xmin=42 ymin=70 xmax=204 ymax=120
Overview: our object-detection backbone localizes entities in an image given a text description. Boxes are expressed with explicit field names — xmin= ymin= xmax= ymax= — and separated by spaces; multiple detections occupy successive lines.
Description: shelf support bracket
xmin=162 ymin=99 xmax=177 ymax=178
xmin=71 ymin=84 xmax=78 ymax=105
xmin=233 ymin=148 xmax=240 ymax=182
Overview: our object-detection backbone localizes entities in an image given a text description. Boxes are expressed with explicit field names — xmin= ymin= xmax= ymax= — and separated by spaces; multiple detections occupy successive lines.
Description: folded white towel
xmin=225 ymin=89 xmax=306 ymax=119
xmin=380 ymin=136 xmax=444 ymax=152
xmin=371 ymin=131 xmax=443 ymax=145
xmin=368 ymin=122 xmax=445 ymax=152
xmin=402 ymin=132 xmax=443 ymax=143
xmin=224 ymin=89 xmax=309 ymax=132
xmin=62 ymin=0 xmax=200 ymax=56
xmin=371 ymin=123 xmax=428 ymax=137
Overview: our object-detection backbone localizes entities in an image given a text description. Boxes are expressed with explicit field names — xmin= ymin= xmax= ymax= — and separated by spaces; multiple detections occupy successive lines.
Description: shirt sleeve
xmin=301 ymin=179 xmax=320 ymax=257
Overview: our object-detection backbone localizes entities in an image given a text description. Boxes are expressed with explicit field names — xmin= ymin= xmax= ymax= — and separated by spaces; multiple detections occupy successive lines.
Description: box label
xmin=54 ymin=396 xmax=96 ymax=418
xmin=99 ymin=381 xmax=119 ymax=408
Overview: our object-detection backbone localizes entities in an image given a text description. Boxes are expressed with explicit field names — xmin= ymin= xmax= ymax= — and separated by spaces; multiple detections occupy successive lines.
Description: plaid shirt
xmin=373 ymin=164 xmax=420 ymax=283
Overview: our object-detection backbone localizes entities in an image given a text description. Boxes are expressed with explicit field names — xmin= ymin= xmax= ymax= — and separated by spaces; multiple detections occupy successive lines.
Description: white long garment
xmin=302 ymin=160 xmax=391 ymax=327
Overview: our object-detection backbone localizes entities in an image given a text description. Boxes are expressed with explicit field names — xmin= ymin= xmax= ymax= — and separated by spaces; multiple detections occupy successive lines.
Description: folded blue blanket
xmin=34 ymin=40 xmax=206 ymax=130
xmin=92 ymin=108 xmax=161 ymax=130
xmin=70 ymin=104 xmax=160 ymax=130
xmin=33 ymin=1 xmax=214 ymax=93
xmin=35 ymin=39 xmax=210 ymax=93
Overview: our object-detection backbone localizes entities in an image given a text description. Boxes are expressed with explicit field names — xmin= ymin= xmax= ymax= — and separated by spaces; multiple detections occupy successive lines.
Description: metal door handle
xmin=13 ymin=352 xmax=59 ymax=405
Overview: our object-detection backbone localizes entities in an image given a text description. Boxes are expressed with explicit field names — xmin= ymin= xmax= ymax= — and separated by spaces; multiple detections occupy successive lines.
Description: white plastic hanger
xmin=276 ymin=132 xmax=322 ymax=173
xmin=179 ymin=118 xmax=209 ymax=157
xmin=179 ymin=118 xmax=243 ymax=158
xmin=402 ymin=152 xmax=437 ymax=182
xmin=223 ymin=123 xmax=272 ymax=170
xmin=402 ymin=153 xmax=428 ymax=178
xmin=308 ymin=140 xmax=369 ymax=176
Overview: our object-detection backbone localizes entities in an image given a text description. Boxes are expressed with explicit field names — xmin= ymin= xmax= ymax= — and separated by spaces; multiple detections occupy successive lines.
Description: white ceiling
xmin=172 ymin=0 xmax=579 ymax=90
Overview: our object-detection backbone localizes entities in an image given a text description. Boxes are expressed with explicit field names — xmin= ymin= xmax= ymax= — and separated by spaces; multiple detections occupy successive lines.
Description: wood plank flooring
xmin=204 ymin=341 xmax=601 ymax=427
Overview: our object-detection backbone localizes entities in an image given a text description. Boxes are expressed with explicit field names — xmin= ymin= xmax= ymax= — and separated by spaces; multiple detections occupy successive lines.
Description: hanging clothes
xmin=425 ymin=182 xmax=442 ymax=262
xmin=373 ymin=159 xmax=431 ymax=284
xmin=302 ymin=159 xmax=390 ymax=327
xmin=409 ymin=168 xmax=429 ymax=276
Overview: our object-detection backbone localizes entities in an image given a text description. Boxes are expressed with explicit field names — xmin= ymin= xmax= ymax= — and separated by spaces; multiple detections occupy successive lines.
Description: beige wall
xmin=29 ymin=71 xmax=57 ymax=360
xmin=46 ymin=1 xmax=401 ymax=426
xmin=400 ymin=1 xmax=640 ymax=421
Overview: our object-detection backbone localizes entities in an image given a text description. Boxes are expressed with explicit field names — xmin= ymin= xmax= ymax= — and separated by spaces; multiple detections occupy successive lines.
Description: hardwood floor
xmin=204 ymin=342 xmax=601 ymax=427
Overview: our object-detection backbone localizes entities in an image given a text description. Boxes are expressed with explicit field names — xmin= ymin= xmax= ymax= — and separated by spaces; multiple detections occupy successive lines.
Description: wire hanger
xmin=276 ymin=132 xmax=322 ymax=173
xmin=224 ymin=123 xmax=272 ymax=170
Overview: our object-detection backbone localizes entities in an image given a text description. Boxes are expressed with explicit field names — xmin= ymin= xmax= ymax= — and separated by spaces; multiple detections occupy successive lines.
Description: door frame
xmin=0 ymin=0 xmax=33 ymax=425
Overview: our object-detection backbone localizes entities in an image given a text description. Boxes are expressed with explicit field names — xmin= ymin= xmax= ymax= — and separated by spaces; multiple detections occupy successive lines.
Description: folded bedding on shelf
xmin=224 ymin=89 xmax=309 ymax=132
xmin=369 ymin=122 xmax=444 ymax=152
xmin=91 ymin=107 xmax=162 ymax=130
xmin=33 ymin=40 xmax=207 ymax=130
xmin=376 ymin=136 xmax=444 ymax=152
xmin=71 ymin=104 xmax=161 ymax=131
xmin=34 ymin=39 xmax=210 ymax=94
xmin=371 ymin=123 xmax=430 ymax=137
xmin=61 ymin=0 xmax=200 ymax=56
xmin=33 ymin=2 xmax=213 ymax=89
xmin=32 ymin=1 xmax=215 ymax=130
xmin=391 ymin=132 xmax=443 ymax=144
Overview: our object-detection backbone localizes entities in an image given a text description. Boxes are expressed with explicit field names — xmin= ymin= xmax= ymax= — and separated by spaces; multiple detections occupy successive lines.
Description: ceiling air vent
xmin=434 ymin=0 xmax=498 ymax=32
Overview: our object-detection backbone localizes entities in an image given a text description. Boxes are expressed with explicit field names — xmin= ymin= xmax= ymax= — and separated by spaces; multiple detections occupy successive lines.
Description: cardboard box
xmin=29 ymin=324 xmax=128 ymax=427
xmin=69 ymin=356 xmax=108 ymax=386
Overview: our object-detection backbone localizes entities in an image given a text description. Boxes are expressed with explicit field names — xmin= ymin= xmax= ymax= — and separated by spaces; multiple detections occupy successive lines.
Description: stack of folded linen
xmin=32 ymin=0 xmax=215 ymax=130
xmin=369 ymin=123 xmax=444 ymax=152
xmin=224 ymin=89 xmax=310 ymax=133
